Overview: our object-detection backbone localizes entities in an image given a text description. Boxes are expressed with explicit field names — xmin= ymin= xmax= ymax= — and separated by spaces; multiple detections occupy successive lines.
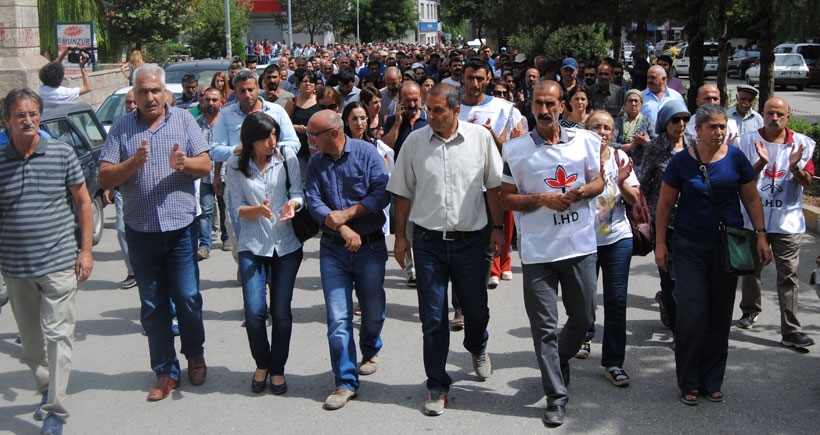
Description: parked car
xmin=38 ymin=103 xmax=108 ymax=245
xmin=728 ymin=50 xmax=760 ymax=78
xmin=164 ymin=59 xmax=231 ymax=88
xmin=745 ymin=53 xmax=811 ymax=91
xmin=96 ymin=85 xmax=183 ymax=132
xmin=672 ymin=42 xmax=719 ymax=77
xmin=775 ymin=42 xmax=820 ymax=87
xmin=653 ymin=40 xmax=680 ymax=59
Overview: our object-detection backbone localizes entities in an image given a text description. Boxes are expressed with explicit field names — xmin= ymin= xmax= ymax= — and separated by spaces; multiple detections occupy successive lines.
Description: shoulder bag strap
xmin=692 ymin=145 xmax=725 ymax=230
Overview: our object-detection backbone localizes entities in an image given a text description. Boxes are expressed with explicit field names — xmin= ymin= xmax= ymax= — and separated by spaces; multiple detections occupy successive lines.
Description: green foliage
xmin=185 ymin=0 xmax=252 ymax=59
xmin=107 ymin=0 xmax=192 ymax=49
xmin=511 ymin=23 xmax=609 ymax=62
xmin=37 ymin=0 xmax=119 ymax=62
xmin=788 ymin=117 xmax=820 ymax=174
xmin=274 ymin=0 xmax=349 ymax=44
xmin=339 ymin=0 xmax=417 ymax=42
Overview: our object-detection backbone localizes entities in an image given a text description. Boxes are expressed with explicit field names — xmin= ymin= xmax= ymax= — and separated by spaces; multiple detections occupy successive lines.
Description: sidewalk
xmin=2 ymin=214 xmax=820 ymax=434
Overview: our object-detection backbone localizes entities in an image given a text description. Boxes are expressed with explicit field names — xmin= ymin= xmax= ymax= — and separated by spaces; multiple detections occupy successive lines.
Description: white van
xmin=672 ymin=42 xmax=719 ymax=77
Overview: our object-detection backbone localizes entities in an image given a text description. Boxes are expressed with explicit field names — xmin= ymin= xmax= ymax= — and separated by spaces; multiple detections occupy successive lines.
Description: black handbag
xmin=282 ymin=156 xmax=319 ymax=244
xmin=692 ymin=146 xmax=755 ymax=275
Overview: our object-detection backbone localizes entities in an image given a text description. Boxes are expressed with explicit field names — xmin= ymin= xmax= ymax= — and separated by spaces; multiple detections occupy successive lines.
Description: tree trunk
xmin=758 ymin=0 xmax=775 ymax=109
xmin=685 ymin=0 xmax=709 ymax=113
xmin=716 ymin=0 xmax=729 ymax=107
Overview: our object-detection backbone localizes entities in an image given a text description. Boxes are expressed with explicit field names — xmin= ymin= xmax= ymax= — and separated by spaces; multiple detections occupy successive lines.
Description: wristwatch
xmin=492 ymin=225 xmax=504 ymax=230
xmin=755 ymin=228 xmax=767 ymax=234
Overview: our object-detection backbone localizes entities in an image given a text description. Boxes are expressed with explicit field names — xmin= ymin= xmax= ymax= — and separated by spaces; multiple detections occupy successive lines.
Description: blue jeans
xmin=199 ymin=183 xmax=215 ymax=251
xmin=126 ymin=223 xmax=205 ymax=380
xmin=413 ymin=227 xmax=491 ymax=391
xmin=114 ymin=191 xmax=133 ymax=275
xmin=216 ymin=194 xmax=229 ymax=243
xmin=672 ymin=235 xmax=737 ymax=394
xmin=319 ymin=236 xmax=387 ymax=391
xmin=594 ymin=237 xmax=632 ymax=368
xmin=239 ymin=248 xmax=303 ymax=375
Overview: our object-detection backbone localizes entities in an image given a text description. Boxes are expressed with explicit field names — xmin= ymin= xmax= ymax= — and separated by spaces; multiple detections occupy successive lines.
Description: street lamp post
xmin=225 ymin=0 xmax=232 ymax=58
xmin=356 ymin=0 xmax=360 ymax=46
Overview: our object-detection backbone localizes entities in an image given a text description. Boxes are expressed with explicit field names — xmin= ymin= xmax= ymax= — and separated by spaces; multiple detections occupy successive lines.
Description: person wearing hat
xmin=639 ymin=100 xmax=698 ymax=336
xmin=514 ymin=53 xmax=528 ymax=64
xmin=560 ymin=58 xmax=580 ymax=93
xmin=402 ymin=69 xmax=417 ymax=83
xmin=729 ymin=85 xmax=764 ymax=135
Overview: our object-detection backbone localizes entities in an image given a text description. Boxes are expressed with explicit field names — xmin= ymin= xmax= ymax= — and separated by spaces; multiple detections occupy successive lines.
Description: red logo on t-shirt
xmin=545 ymin=165 xmax=577 ymax=193
xmin=762 ymin=163 xmax=785 ymax=193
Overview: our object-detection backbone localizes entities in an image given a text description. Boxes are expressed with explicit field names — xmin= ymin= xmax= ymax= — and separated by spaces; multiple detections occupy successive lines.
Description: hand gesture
xmin=279 ymin=200 xmax=297 ymax=221
xmin=789 ymin=142 xmax=805 ymax=170
xmin=169 ymin=143 xmax=186 ymax=171
xmin=259 ymin=199 xmax=273 ymax=219
xmin=133 ymin=139 xmax=149 ymax=167
xmin=617 ymin=156 xmax=634 ymax=185
xmin=726 ymin=132 xmax=738 ymax=145
xmin=753 ymin=140 xmax=769 ymax=164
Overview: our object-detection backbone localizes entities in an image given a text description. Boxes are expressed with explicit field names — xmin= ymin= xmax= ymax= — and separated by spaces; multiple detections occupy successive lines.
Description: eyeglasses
xmin=306 ymin=128 xmax=334 ymax=138
xmin=626 ymin=98 xmax=641 ymax=104
xmin=318 ymin=103 xmax=338 ymax=110
xmin=613 ymin=71 xmax=623 ymax=76
xmin=670 ymin=115 xmax=690 ymax=124
xmin=491 ymin=90 xmax=507 ymax=97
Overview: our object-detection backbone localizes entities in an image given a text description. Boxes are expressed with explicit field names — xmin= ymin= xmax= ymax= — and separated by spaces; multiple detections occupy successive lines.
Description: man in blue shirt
xmin=305 ymin=110 xmax=390 ymax=411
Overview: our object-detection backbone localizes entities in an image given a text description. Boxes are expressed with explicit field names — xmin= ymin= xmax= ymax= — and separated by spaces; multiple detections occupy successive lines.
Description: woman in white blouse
xmin=226 ymin=112 xmax=304 ymax=395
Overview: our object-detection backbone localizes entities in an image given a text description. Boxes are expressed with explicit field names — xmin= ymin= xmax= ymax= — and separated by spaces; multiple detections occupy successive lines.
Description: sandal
xmin=703 ymin=391 xmax=724 ymax=402
xmin=680 ymin=391 xmax=699 ymax=406
xmin=605 ymin=367 xmax=630 ymax=387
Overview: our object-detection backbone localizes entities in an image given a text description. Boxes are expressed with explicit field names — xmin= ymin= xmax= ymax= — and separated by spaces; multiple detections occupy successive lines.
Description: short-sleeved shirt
xmin=641 ymin=87 xmax=685 ymax=124
xmin=211 ymin=100 xmax=301 ymax=162
xmin=0 ymin=136 xmax=85 ymax=278
xmin=739 ymin=128 xmax=815 ymax=234
xmin=388 ymin=121 xmax=502 ymax=233
xmin=596 ymin=148 xmax=639 ymax=246
xmin=100 ymin=105 xmax=210 ymax=233
xmin=662 ymin=145 xmax=755 ymax=242
xmin=38 ymin=85 xmax=79 ymax=109
xmin=728 ymin=107 xmax=764 ymax=136
xmin=501 ymin=128 xmax=601 ymax=264
xmin=459 ymin=95 xmax=514 ymax=138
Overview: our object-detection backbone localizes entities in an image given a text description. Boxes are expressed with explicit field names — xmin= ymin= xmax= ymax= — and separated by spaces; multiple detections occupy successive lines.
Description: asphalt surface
xmin=3 ymin=211 xmax=820 ymax=435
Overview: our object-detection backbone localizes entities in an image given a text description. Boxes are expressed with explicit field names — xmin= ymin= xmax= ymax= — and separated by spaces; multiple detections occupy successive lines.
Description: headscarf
xmin=655 ymin=100 xmax=691 ymax=135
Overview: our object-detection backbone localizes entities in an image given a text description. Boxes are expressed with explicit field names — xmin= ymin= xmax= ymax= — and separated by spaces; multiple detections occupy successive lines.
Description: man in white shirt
xmin=38 ymin=48 xmax=91 ymax=109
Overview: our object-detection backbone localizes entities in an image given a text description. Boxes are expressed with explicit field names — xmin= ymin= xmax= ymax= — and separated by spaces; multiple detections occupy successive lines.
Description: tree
xmin=106 ymin=0 xmax=193 ymax=49
xmin=273 ymin=0 xmax=349 ymax=44
xmin=185 ymin=0 xmax=252 ymax=59
xmin=339 ymin=0 xmax=417 ymax=42
xmin=510 ymin=23 xmax=609 ymax=64
xmin=38 ymin=0 xmax=115 ymax=61
xmin=441 ymin=0 xmax=491 ymax=41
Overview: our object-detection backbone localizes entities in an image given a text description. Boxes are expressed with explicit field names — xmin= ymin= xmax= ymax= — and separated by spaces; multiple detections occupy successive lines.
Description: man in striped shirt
xmin=0 ymin=88 xmax=94 ymax=435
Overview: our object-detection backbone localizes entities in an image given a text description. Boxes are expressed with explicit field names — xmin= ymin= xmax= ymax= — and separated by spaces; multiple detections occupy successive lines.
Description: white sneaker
xmin=488 ymin=276 xmax=500 ymax=289
xmin=501 ymin=271 xmax=513 ymax=281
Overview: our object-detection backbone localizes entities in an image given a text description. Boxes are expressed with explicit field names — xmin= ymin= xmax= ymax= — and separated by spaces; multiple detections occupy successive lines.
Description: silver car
xmin=746 ymin=53 xmax=811 ymax=91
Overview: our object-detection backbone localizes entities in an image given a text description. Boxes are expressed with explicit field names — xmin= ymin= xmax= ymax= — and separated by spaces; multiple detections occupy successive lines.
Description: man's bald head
xmin=696 ymin=84 xmax=721 ymax=106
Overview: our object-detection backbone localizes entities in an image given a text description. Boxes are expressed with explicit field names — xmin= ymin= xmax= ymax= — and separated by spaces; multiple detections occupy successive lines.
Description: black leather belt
xmin=414 ymin=224 xmax=482 ymax=241
xmin=323 ymin=231 xmax=385 ymax=245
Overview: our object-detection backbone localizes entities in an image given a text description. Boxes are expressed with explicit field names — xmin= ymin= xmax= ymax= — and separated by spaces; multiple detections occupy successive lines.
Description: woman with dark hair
xmin=285 ymin=69 xmax=319 ymax=180
xmin=655 ymin=104 xmax=771 ymax=405
xmin=359 ymin=85 xmax=384 ymax=139
xmin=560 ymin=85 xmax=593 ymax=129
xmin=417 ymin=75 xmax=435 ymax=106
xmin=225 ymin=112 xmax=304 ymax=395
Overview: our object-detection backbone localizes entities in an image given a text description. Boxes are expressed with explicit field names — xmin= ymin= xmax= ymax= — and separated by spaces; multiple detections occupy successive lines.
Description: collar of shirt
xmin=757 ymin=126 xmax=795 ymax=144
xmin=136 ymin=103 xmax=172 ymax=126
xmin=4 ymin=133 xmax=49 ymax=159
xmin=427 ymin=119 xmax=466 ymax=142
xmin=320 ymin=135 xmax=351 ymax=161
xmin=530 ymin=126 xmax=571 ymax=146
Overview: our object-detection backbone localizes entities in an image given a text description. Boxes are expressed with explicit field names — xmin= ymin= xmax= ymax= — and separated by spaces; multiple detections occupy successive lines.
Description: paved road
xmin=3 ymin=212 xmax=820 ymax=434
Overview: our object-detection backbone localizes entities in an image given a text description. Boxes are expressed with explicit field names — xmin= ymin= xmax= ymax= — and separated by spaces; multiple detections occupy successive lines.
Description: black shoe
xmin=560 ymin=360 xmax=570 ymax=387
xmin=251 ymin=372 xmax=268 ymax=393
xmin=270 ymin=380 xmax=288 ymax=395
xmin=736 ymin=312 xmax=759 ymax=329
xmin=542 ymin=405 xmax=565 ymax=427
xmin=121 ymin=275 xmax=137 ymax=289
xmin=781 ymin=332 xmax=815 ymax=348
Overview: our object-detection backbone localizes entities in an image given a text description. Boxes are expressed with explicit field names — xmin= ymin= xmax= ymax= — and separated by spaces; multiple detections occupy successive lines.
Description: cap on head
xmin=561 ymin=58 xmax=579 ymax=70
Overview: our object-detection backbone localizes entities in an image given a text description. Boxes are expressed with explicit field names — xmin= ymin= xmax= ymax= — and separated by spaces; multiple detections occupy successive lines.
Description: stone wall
xmin=61 ymin=64 xmax=131 ymax=110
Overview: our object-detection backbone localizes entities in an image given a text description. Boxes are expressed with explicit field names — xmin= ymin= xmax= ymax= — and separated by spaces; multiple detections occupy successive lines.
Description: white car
xmin=96 ymin=84 xmax=183 ymax=132
xmin=745 ymin=53 xmax=810 ymax=91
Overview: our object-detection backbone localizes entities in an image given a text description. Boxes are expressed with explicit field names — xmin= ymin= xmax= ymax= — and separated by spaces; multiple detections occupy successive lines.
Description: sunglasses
xmin=491 ymin=90 xmax=507 ymax=97
xmin=318 ymin=103 xmax=338 ymax=110
xmin=613 ymin=71 xmax=623 ymax=76
xmin=670 ymin=115 xmax=690 ymax=124
xmin=584 ymin=73 xmax=596 ymax=78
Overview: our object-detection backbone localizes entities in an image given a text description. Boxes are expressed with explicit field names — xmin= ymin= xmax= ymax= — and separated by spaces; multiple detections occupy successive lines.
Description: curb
xmin=803 ymin=203 xmax=820 ymax=234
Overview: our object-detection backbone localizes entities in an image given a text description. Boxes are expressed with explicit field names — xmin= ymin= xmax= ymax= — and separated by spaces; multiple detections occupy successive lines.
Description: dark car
xmin=728 ymin=50 xmax=760 ymax=78
xmin=164 ymin=59 xmax=231 ymax=87
xmin=39 ymin=103 xmax=107 ymax=245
